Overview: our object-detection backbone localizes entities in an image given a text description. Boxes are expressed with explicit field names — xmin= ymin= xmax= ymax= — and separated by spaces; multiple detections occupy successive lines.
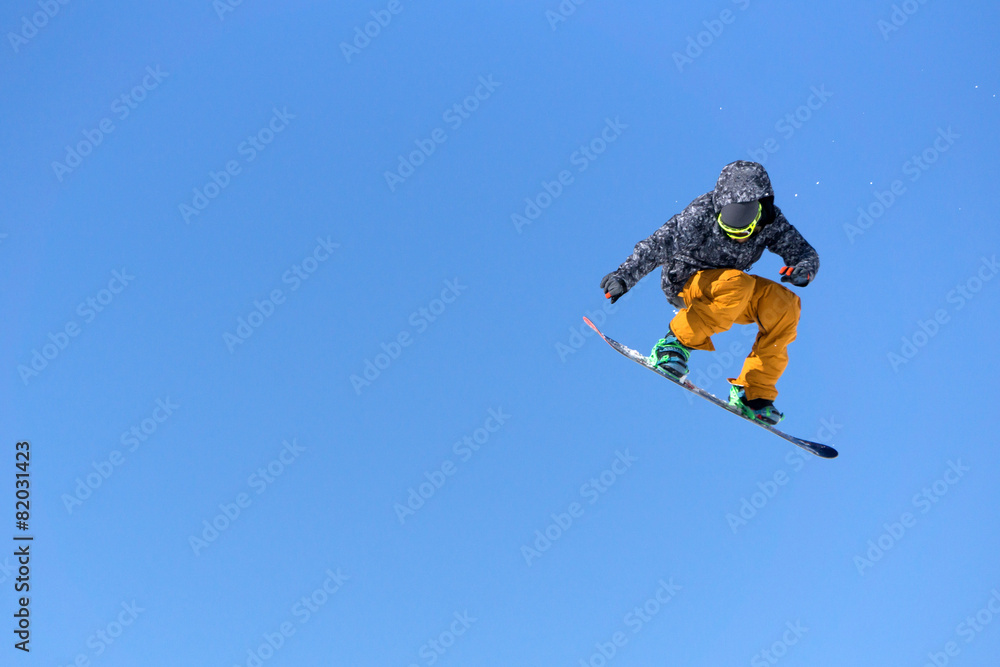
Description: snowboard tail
xmin=583 ymin=317 xmax=838 ymax=459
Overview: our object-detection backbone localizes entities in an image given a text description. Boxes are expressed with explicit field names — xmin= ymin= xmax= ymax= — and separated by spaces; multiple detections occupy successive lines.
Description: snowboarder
xmin=600 ymin=160 xmax=819 ymax=425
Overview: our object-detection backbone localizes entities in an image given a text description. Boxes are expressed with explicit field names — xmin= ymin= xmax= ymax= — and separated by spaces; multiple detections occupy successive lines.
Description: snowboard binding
xmin=729 ymin=385 xmax=784 ymax=425
xmin=649 ymin=331 xmax=691 ymax=381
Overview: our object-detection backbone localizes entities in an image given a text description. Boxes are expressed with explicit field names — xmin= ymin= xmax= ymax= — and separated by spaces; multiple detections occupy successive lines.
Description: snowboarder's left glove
xmin=601 ymin=273 xmax=628 ymax=303
xmin=779 ymin=265 xmax=812 ymax=287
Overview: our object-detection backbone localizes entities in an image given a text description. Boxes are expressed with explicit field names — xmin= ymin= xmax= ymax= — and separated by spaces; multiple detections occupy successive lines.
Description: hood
xmin=712 ymin=161 xmax=774 ymax=211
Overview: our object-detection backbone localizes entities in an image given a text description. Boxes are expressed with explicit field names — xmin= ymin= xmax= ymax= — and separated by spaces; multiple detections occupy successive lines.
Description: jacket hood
xmin=712 ymin=161 xmax=774 ymax=211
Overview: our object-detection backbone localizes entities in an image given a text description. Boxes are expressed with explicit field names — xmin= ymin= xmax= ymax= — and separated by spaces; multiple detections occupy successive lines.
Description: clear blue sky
xmin=3 ymin=1 xmax=1000 ymax=665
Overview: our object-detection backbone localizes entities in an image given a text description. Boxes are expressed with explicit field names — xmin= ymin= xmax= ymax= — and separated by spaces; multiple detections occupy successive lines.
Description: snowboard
xmin=583 ymin=316 xmax=838 ymax=459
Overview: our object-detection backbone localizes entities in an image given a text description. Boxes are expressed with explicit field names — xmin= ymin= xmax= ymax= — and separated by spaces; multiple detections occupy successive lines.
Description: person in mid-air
xmin=600 ymin=160 xmax=819 ymax=425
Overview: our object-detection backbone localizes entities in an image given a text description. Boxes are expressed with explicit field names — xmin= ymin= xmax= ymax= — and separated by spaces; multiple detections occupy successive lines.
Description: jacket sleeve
xmin=766 ymin=210 xmax=820 ymax=278
xmin=612 ymin=194 xmax=713 ymax=289
xmin=613 ymin=217 xmax=677 ymax=290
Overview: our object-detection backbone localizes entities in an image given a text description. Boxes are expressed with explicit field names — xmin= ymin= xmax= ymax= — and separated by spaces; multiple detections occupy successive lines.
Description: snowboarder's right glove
xmin=601 ymin=273 xmax=628 ymax=303
xmin=779 ymin=265 xmax=812 ymax=287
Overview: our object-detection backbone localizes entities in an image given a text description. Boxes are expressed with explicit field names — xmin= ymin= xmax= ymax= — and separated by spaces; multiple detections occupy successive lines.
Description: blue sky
xmin=3 ymin=0 xmax=1000 ymax=665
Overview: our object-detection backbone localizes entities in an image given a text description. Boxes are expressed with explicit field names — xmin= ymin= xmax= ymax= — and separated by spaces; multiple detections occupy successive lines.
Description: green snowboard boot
xmin=649 ymin=330 xmax=691 ymax=380
xmin=729 ymin=385 xmax=784 ymax=425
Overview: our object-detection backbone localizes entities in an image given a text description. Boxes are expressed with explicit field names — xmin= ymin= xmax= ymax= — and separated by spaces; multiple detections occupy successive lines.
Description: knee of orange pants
xmin=750 ymin=279 xmax=801 ymax=339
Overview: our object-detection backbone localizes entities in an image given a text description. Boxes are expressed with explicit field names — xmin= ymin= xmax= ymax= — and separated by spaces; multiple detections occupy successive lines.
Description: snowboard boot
xmin=649 ymin=330 xmax=691 ymax=380
xmin=729 ymin=385 xmax=784 ymax=425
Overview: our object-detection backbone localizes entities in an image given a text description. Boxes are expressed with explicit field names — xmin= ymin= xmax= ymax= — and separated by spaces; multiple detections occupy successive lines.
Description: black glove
xmin=779 ymin=265 xmax=812 ymax=287
xmin=600 ymin=273 xmax=628 ymax=303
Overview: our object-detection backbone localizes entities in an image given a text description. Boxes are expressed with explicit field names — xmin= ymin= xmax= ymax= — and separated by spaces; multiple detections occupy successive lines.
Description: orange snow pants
xmin=670 ymin=269 xmax=801 ymax=402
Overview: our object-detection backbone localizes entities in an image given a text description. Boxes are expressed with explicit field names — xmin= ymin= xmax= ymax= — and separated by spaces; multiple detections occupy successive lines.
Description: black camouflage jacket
xmin=611 ymin=161 xmax=820 ymax=308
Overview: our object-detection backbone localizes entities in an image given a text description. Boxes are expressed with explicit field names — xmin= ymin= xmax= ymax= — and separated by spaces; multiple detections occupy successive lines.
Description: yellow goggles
xmin=717 ymin=202 xmax=762 ymax=239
